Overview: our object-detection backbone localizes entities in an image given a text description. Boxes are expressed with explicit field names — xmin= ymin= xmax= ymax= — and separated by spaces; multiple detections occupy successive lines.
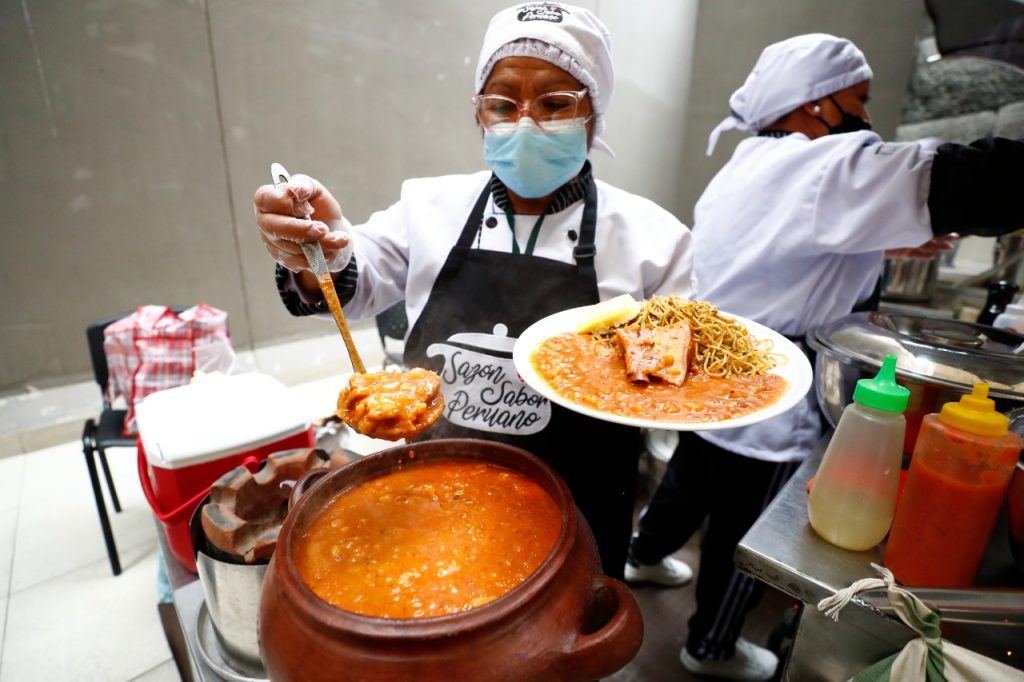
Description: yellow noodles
xmin=591 ymin=295 xmax=779 ymax=376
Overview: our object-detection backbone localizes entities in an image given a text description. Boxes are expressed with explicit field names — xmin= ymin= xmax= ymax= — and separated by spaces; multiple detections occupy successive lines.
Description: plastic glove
xmin=253 ymin=174 xmax=353 ymax=273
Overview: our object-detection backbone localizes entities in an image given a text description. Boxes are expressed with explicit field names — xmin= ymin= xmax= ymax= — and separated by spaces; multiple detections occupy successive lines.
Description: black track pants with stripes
xmin=630 ymin=432 xmax=800 ymax=661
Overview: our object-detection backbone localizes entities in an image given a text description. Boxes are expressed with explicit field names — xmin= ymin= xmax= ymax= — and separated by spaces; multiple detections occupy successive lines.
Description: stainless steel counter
xmin=736 ymin=434 xmax=1024 ymax=681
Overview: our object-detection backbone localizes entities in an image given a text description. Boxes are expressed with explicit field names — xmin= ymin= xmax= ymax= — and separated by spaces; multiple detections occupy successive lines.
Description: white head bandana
xmin=476 ymin=3 xmax=615 ymax=155
xmin=706 ymin=33 xmax=873 ymax=156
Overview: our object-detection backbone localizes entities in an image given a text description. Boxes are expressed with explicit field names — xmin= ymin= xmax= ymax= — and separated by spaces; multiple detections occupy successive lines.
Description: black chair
xmin=375 ymin=301 xmax=408 ymax=370
xmin=83 ymin=307 xmax=185 ymax=576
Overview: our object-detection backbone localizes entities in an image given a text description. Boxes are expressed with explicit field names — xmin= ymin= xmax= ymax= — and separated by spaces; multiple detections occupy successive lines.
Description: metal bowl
xmin=808 ymin=311 xmax=1024 ymax=453
xmin=880 ymin=254 xmax=938 ymax=302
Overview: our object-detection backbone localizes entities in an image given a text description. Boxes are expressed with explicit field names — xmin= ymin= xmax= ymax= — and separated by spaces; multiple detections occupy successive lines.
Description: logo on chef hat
xmin=517 ymin=3 xmax=568 ymax=23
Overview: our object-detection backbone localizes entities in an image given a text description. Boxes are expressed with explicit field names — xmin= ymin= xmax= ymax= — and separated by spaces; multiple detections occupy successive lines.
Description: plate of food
xmin=512 ymin=294 xmax=813 ymax=431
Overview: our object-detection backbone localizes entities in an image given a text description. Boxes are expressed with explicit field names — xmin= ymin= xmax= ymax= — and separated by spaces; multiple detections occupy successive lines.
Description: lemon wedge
xmin=576 ymin=294 xmax=642 ymax=333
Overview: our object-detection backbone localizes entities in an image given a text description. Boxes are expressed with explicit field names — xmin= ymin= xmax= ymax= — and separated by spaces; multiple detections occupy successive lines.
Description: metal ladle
xmin=271 ymin=163 xmax=366 ymax=374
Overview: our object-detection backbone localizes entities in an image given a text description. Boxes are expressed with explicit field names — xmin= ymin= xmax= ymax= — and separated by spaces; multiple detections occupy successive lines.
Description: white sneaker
xmin=679 ymin=637 xmax=778 ymax=682
xmin=623 ymin=555 xmax=693 ymax=586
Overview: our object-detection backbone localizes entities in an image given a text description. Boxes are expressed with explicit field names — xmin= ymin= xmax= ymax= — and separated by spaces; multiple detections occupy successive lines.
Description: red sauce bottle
xmin=883 ymin=383 xmax=1022 ymax=587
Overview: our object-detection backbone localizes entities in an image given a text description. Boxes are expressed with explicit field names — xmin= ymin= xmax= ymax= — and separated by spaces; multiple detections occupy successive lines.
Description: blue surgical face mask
xmin=483 ymin=117 xmax=588 ymax=198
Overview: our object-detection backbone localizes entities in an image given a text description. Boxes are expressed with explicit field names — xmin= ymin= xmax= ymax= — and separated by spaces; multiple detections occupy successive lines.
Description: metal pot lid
xmin=808 ymin=311 xmax=1024 ymax=396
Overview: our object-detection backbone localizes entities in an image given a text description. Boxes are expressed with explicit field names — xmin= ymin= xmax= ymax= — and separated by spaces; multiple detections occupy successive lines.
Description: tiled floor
xmin=0 ymin=441 xmax=175 ymax=681
xmin=0 ymin=328 xmax=792 ymax=682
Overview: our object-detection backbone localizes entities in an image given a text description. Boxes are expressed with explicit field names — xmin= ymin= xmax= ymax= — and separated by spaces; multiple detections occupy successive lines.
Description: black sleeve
xmin=928 ymin=136 xmax=1024 ymax=237
xmin=274 ymin=256 xmax=359 ymax=317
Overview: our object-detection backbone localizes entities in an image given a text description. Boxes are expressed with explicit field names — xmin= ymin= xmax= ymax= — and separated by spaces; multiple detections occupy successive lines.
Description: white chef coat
xmin=338 ymin=171 xmax=697 ymax=327
xmin=694 ymin=130 xmax=941 ymax=462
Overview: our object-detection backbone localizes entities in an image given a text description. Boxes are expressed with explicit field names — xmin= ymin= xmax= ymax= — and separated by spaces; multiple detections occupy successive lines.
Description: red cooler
xmin=135 ymin=373 xmax=314 ymax=572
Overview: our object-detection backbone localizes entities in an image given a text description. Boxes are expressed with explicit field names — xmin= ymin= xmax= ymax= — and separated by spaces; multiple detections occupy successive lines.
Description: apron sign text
xmin=427 ymin=325 xmax=550 ymax=435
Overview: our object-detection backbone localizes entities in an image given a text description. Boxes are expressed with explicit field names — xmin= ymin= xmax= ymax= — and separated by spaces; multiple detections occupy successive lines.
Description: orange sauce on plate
xmin=531 ymin=332 xmax=786 ymax=423
xmin=293 ymin=460 xmax=561 ymax=619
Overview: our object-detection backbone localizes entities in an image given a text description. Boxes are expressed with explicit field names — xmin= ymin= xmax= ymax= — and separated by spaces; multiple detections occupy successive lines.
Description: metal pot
xmin=807 ymin=311 xmax=1024 ymax=454
xmin=189 ymin=494 xmax=269 ymax=679
xmin=259 ymin=438 xmax=643 ymax=682
xmin=880 ymin=253 xmax=939 ymax=302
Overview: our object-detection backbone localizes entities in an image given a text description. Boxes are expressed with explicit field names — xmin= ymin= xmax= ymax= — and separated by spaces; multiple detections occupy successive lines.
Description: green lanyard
xmin=503 ymin=205 xmax=546 ymax=256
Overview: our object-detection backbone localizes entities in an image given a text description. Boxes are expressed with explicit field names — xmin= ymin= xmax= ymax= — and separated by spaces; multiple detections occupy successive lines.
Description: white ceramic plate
xmin=512 ymin=305 xmax=813 ymax=431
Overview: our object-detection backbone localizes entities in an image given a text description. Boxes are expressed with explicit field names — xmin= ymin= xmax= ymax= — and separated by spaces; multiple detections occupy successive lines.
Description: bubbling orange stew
xmin=293 ymin=460 xmax=561 ymax=619
xmin=532 ymin=332 xmax=786 ymax=423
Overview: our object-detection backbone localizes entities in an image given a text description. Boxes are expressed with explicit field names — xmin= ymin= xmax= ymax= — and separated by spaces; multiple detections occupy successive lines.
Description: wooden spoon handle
xmin=316 ymin=272 xmax=366 ymax=374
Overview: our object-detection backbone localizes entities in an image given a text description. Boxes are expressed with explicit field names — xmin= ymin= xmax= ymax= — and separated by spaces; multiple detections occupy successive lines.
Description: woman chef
xmin=625 ymin=33 xmax=1024 ymax=682
xmin=253 ymin=2 xmax=696 ymax=579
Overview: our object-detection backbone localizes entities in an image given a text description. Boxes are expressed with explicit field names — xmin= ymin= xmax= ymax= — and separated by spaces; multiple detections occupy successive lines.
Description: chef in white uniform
xmin=254 ymin=2 xmax=696 ymax=580
xmin=625 ymin=33 xmax=1024 ymax=682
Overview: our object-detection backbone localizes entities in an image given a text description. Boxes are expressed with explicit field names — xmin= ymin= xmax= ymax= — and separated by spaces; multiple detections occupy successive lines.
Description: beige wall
xmin=1 ymin=0 xmax=921 ymax=392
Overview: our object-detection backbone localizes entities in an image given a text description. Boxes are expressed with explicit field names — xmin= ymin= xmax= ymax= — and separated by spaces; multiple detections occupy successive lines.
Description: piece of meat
xmin=337 ymin=367 xmax=445 ymax=441
xmin=615 ymin=321 xmax=694 ymax=386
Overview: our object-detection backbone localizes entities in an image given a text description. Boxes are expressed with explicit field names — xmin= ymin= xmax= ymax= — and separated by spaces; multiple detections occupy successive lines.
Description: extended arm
xmin=928 ymin=137 xmax=1024 ymax=237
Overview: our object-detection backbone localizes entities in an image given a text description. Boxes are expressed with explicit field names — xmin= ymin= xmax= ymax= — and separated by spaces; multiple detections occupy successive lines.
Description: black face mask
xmin=819 ymin=95 xmax=872 ymax=134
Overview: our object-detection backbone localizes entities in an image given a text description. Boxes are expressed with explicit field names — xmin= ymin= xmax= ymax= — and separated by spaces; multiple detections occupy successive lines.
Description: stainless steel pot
xmin=807 ymin=311 xmax=1024 ymax=454
xmin=189 ymin=495 xmax=269 ymax=679
xmin=880 ymin=254 xmax=938 ymax=302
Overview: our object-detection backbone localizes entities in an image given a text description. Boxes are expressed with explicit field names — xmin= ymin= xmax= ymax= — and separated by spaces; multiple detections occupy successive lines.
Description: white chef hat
xmin=475 ymin=3 xmax=615 ymax=155
xmin=706 ymin=33 xmax=873 ymax=155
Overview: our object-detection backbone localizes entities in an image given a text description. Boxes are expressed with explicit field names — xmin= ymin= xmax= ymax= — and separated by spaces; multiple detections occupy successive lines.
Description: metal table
xmin=736 ymin=434 xmax=1024 ymax=681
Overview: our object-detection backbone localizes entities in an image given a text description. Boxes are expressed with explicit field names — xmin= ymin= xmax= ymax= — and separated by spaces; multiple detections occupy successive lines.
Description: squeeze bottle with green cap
xmin=807 ymin=354 xmax=910 ymax=551
xmin=883 ymin=383 xmax=1023 ymax=587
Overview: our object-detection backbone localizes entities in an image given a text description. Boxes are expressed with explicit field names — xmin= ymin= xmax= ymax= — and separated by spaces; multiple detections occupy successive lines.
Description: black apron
xmin=404 ymin=176 xmax=642 ymax=579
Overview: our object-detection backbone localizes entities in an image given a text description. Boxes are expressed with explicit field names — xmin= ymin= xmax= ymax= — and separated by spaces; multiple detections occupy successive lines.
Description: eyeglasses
xmin=472 ymin=88 xmax=591 ymax=134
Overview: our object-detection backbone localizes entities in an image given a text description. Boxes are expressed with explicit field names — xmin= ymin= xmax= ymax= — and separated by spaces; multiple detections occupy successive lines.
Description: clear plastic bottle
xmin=807 ymin=354 xmax=910 ymax=551
xmin=883 ymin=383 xmax=1023 ymax=587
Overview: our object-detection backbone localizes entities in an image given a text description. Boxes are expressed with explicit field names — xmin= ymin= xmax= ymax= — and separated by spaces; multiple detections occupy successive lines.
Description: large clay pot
xmin=259 ymin=438 xmax=643 ymax=681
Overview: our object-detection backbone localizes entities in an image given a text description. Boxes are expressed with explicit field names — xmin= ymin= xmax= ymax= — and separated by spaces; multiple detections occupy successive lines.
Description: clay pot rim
xmin=274 ymin=437 xmax=577 ymax=639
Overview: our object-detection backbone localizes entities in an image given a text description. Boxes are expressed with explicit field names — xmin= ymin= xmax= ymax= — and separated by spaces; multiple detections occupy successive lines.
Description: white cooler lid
xmin=135 ymin=373 xmax=312 ymax=469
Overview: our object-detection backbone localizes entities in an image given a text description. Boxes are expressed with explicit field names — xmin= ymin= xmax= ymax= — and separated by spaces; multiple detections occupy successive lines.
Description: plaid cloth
xmin=104 ymin=305 xmax=231 ymax=435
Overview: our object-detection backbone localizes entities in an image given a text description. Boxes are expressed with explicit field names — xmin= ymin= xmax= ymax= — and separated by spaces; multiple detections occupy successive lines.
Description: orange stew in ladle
xmin=322 ymin=279 xmax=444 ymax=441
xmin=337 ymin=368 xmax=445 ymax=441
